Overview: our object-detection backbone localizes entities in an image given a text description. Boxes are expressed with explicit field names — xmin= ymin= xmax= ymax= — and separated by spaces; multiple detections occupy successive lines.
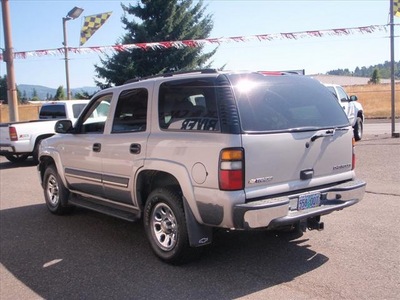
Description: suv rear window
xmin=158 ymin=79 xmax=219 ymax=131
xmin=228 ymin=74 xmax=349 ymax=132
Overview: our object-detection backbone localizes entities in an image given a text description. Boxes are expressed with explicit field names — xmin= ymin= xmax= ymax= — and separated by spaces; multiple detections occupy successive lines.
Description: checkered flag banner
xmin=395 ymin=0 xmax=400 ymax=17
xmin=80 ymin=12 xmax=112 ymax=46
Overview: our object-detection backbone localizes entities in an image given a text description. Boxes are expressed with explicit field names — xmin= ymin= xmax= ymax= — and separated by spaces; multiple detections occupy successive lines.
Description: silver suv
xmin=38 ymin=70 xmax=366 ymax=264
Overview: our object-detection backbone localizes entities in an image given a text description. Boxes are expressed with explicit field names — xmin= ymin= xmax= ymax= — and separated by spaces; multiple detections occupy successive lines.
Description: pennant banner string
xmin=0 ymin=24 xmax=391 ymax=61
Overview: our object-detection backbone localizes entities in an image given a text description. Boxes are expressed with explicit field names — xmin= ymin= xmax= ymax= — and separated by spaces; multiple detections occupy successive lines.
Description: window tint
xmin=39 ymin=105 xmax=66 ymax=119
xmin=72 ymin=103 xmax=88 ymax=118
xmin=112 ymin=89 xmax=148 ymax=133
xmin=336 ymin=86 xmax=349 ymax=102
xmin=158 ymin=79 xmax=219 ymax=131
xmin=326 ymin=86 xmax=337 ymax=99
xmin=79 ymin=94 xmax=112 ymax=134
xmin=229 ymin=74 xmax=349 ymax=132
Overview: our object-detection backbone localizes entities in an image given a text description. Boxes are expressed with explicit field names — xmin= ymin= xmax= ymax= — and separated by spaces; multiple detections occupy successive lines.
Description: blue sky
xmin=0 ymin=0 xmax=399 ymax=88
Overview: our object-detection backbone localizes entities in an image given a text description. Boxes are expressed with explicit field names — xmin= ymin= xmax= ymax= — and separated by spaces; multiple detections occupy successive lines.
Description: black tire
xmin=144 ymin=188 xmax=198 ymax=264
xmin=353 ymin=117 xmax=363 ymax=141
xmin=43 ymin=165 xmax=71 ymax=215
xmin=5 ymin=154 xmax=29 ymax=163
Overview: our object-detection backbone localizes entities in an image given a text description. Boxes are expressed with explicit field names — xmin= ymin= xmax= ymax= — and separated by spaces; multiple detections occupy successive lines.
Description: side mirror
xmin=55 ymin=120 xmax=73 ymax=133
xmin=349 ymin=95 xmax=358 ymax=101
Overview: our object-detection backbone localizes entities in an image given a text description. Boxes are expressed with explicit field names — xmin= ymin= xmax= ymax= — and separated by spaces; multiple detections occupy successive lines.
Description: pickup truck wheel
xmin=5 ymin=154 xmax=29 ymax=163
xmin=43 ymin=166 xmax=71 ymax=215
xmin=353 ymin=117 xmax=363 ymax=141
xmin=144 ymin=188 xmax=197 ymax=264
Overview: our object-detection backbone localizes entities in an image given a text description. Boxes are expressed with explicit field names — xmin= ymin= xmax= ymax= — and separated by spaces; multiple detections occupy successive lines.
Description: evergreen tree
xmin=74 ymin=91 xmax=92 ymax=99
xmin=0 ymin=75 xmax=7 ymax=103
xmin=368 ymin=69 xmax=381 ymax=84
xmin=54 ymin=86 xmax=66 ymax=100
xmin=0 ymin=76 xmax=22 ymax=103
xmin=32 ymin=88 xmax=40 ymax=101
xmin=22 ymin=90 xmax=28 ymax=102
xmin=17 ymin=88 xmax=24 ymax=103
xmin=95 ymin=0 xmax=216 ymax=87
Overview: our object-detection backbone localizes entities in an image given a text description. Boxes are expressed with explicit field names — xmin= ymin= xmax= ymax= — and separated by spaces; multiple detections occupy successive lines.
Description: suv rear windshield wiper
xmin=287 ymin=126 xmax=320 ymax=132
xmin=310 ymin=127 xmax=349 ymax=142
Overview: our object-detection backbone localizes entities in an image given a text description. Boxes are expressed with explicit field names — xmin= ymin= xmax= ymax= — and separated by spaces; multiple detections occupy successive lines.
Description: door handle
xmin=130 ymin=143 xmax=141 ymax=154
xmin=93 ymin=143 xmax=101 ymax=152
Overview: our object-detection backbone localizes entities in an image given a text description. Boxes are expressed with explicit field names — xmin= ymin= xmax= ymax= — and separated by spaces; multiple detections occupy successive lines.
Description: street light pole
xmin=62 ymin=17 xmax=71 ymax=100
xmin=62 ymin=7 xmax=83 ymax=100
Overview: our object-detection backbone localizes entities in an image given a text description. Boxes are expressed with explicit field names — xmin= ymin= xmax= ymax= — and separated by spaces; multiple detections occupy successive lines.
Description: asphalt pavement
xmin=0 ymin=121 xmax=399 ymax=300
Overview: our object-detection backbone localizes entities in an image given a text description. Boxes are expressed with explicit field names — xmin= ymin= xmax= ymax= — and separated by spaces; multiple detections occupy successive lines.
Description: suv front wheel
xmin=43 ymin=165 xmax=71 ymax=214
xmin=354 ymin=117 xmax=363 ymax=141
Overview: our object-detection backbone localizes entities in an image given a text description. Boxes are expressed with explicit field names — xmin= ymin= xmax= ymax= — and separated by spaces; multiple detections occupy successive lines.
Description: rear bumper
xmin=0 ymin=144 xmax=16 ymax=155
xmin=0 ymin=143 xmax=30 ymax=156
xmin=233 ymin=179 xmax=366 ymax=229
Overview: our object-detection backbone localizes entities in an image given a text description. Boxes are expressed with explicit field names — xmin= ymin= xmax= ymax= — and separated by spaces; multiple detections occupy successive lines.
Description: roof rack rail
xmin=123 ymin=68 xmax=219 ymax=85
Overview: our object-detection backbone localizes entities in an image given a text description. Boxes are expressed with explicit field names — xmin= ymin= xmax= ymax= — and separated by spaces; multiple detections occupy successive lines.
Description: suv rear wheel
xmin=144 ymin=188 xmax=199 ymax=264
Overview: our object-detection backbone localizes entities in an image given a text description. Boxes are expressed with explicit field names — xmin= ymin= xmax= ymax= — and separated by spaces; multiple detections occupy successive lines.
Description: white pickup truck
xmin=324 ymin=84 xmax=364 ymax=141
xmin=0 ymin=100 xmax=89 ymax=163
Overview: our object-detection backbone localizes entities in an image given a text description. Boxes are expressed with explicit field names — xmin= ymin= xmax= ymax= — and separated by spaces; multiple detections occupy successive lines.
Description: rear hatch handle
xmin=93 ymin=143 xmax=101 ymax=152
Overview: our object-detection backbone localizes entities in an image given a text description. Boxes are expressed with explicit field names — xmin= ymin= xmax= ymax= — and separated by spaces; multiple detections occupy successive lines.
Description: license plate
xmin=297 ymin=193 xmax=321 ymax=211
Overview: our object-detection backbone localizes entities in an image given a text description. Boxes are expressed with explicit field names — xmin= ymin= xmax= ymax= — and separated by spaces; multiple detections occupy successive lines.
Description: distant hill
xmin=17 ymin=84 xmax=100 ymax=100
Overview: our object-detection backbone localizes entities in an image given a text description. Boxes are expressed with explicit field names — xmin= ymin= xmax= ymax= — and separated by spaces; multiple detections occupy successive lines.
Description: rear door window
xmin=112 ymin=88 xmax=148 ymax=133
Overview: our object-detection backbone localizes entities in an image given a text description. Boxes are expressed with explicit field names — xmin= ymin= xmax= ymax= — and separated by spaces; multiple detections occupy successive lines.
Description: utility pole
xmin=390 ymin=0 xmax=399 ymax=138
xmin=1 ymin=0 xmax=19 ymax=121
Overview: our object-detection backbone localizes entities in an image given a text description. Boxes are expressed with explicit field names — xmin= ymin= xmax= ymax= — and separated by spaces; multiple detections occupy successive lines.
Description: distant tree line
xmin=327 ymin=61 xmax=400 ymax=79
xmin=0 ymin=75 xmax=95 ymax=104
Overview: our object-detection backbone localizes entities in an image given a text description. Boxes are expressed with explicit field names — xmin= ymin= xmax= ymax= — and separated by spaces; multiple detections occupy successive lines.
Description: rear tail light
xmin=219 ymin=148 xmax=244 ymax=191
xmin=9 ymin=126 xmax=18 ymax=141
xmin=352 ymin=138 xmax=356 ymax=170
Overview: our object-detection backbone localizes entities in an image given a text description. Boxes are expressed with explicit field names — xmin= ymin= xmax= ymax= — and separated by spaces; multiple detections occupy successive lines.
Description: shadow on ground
xmin=1 ymin=204 xmax=328 ymax=299
xmin=0 ymin=159 xmax=37 ymax=170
